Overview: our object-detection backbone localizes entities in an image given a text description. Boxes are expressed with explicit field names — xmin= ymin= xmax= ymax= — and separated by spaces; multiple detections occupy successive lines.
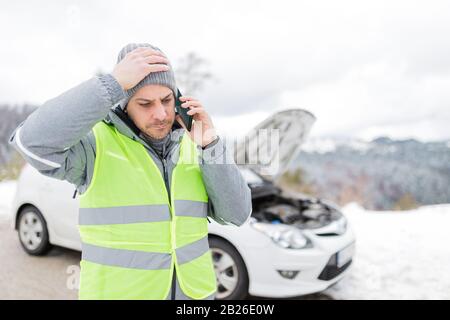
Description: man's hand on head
xmin=111 ymin=47 xmax=170 ymax=91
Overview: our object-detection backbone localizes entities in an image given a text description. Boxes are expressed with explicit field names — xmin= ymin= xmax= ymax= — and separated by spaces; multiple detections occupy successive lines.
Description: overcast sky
xmin=1 ymin=0 xmax=449 ymax=141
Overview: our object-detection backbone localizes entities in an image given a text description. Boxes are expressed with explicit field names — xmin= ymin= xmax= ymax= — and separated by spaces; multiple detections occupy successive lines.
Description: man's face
xmin=126 ymin=85 xmax=176 ymax=140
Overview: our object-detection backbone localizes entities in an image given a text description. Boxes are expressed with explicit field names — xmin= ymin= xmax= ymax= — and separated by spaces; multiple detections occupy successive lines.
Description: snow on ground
xmin=0 ymin=180 xmax=449 ymax=299
xmin=324 ymin=202 xmax=450 ymax=299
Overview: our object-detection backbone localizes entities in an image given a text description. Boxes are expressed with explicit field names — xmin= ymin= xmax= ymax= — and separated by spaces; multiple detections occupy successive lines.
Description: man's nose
xmin=152 ymin=103 xmax=167 ymax=122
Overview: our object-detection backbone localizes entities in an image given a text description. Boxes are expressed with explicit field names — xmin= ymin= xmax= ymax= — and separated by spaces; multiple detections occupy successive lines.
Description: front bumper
xmin=245 ymin=223 xmax=356 ymax=298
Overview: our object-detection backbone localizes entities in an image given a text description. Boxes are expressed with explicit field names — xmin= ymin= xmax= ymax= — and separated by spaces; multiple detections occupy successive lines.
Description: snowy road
xmin=323 ymin=203 xmax=450 ymax=299
xmin=1 ymin=180 xmax=449 ymax=299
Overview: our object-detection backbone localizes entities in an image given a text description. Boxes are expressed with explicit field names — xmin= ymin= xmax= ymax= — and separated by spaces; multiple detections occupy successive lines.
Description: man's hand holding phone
xmin=176 ymin=95 xmax=218 ymax=148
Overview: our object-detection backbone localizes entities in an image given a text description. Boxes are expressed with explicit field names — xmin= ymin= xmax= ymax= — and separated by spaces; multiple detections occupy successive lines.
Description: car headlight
xmin=250 ymin=222 xmax=311 ymax=249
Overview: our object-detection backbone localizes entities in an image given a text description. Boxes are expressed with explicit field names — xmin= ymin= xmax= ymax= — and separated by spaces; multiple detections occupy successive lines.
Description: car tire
xmin=209 ymin=237 xmax=249 ymax=300
xmin=17 ymin=206 xmax=52 ymax=256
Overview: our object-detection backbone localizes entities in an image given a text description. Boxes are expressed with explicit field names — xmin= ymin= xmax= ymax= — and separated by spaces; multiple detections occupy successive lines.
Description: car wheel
xmin=17 ymin=206 xmax=52 ymax=256
xmin=209 ymin=237 xmax=249 ymax=300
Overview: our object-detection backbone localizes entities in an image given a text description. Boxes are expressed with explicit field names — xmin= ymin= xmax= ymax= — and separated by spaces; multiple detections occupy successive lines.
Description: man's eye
xmin=163 ymin=98 xmax=171 ymax=103
xmin=139 ymin=103 xmax=150 ymax=107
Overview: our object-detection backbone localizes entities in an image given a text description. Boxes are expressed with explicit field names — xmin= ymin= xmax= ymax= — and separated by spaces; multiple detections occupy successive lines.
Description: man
xmin=9 ymin=43 xmax=252 ymax=300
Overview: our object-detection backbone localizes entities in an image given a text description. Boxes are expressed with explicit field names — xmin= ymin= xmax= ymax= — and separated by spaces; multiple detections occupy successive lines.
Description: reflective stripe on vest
xmin=77 ymin=121 xmax=217 ymax=300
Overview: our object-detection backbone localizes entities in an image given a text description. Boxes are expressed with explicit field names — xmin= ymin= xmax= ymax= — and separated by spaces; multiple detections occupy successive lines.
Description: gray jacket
xmin=8 ymin=73 xmax=252 ymax=227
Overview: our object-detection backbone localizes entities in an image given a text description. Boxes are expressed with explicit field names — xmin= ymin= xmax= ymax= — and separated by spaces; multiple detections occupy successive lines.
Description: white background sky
xmin=1 ymin=0 xmax=449 ymax=141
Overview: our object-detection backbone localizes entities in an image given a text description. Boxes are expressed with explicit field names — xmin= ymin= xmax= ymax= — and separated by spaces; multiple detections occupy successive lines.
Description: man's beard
xmin=143 ymin=120 xmax=173 ymax=140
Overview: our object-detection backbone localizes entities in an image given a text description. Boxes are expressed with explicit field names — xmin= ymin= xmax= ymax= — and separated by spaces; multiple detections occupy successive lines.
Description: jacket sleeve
xmin=198 ymin=137 xmax=253 ymax=227
xmin=8 ymin=74 xmax=125 ymax=193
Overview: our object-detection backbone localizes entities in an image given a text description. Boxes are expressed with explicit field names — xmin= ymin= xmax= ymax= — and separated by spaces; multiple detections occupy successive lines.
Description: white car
xmin=10 ymin=109 xmax=356 ymax=299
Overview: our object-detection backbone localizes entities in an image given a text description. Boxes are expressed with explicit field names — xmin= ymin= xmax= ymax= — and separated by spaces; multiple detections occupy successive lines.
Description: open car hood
xmin=234 ymin=109 xmax=316 ymax=181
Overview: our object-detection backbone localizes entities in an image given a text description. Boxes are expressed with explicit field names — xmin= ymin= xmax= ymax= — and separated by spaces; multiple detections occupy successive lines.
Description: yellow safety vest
xmin=77 ymin=121 xmax=217 ymax=299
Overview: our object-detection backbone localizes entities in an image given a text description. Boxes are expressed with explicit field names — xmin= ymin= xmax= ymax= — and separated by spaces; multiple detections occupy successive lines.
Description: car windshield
xmin=239 ymin=168 xmax=264 ymax=184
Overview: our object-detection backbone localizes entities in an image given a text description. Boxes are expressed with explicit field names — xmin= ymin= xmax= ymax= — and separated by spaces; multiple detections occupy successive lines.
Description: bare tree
xmin=174 ymin=52 xmax=215 ymax=96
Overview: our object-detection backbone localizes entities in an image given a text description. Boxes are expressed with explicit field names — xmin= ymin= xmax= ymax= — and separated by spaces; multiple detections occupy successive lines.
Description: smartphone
xmin=175 ymin=88 xmax=193 ymax=131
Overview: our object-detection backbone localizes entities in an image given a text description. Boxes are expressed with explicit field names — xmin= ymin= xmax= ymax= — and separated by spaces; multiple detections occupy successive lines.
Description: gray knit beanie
xmin=116 ymin=43 xmax=177 ymax=109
